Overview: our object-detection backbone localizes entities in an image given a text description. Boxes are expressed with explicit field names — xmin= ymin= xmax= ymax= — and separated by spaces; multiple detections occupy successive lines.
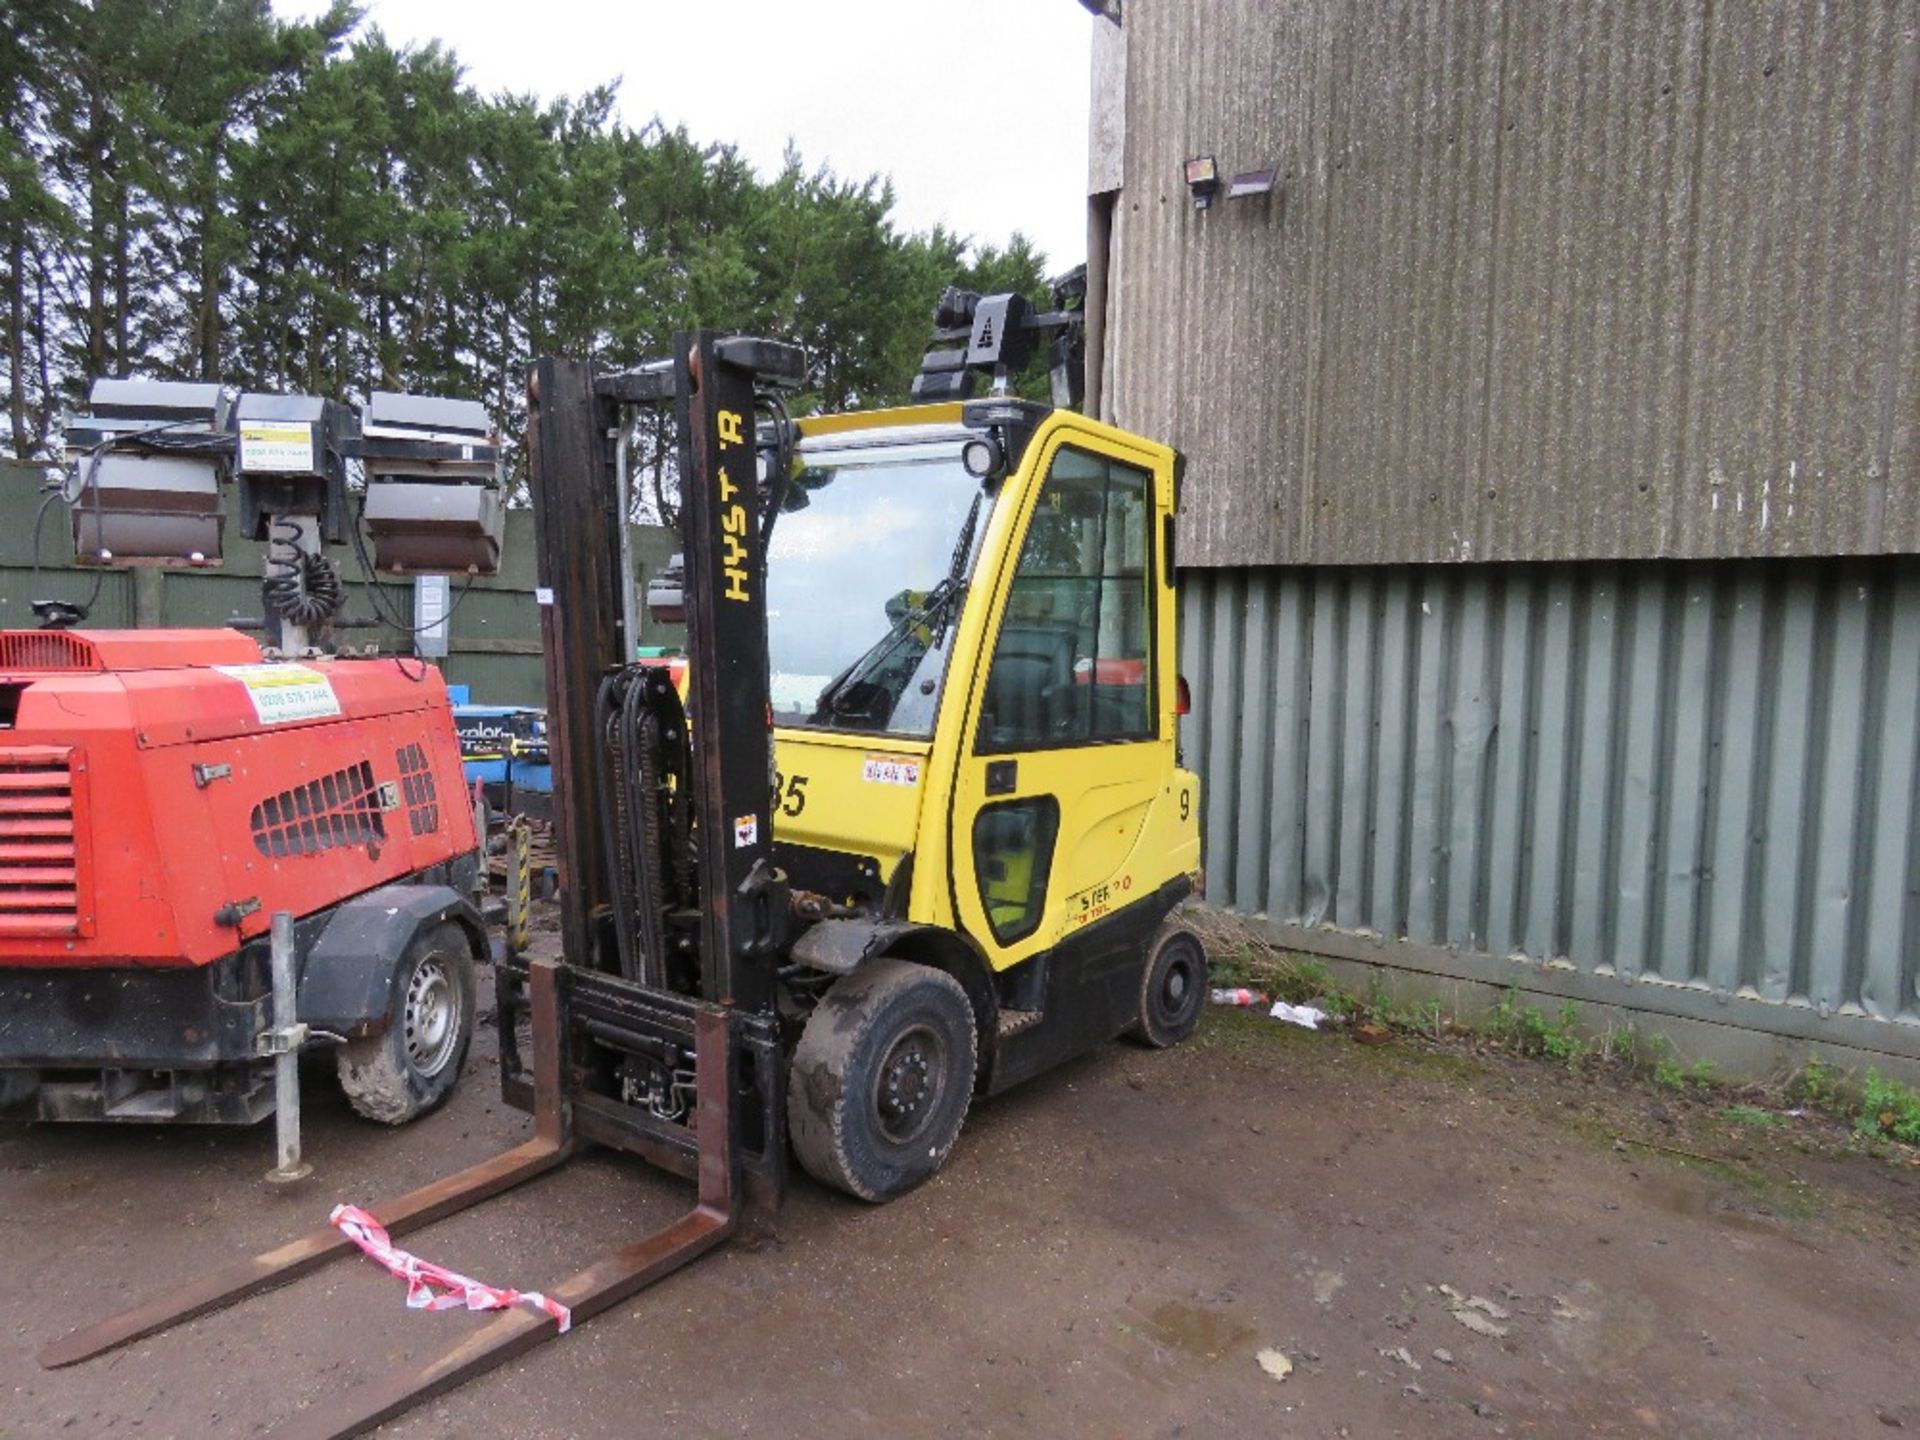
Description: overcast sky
xmin=273 ymin=0 xmax=1095 ymax=273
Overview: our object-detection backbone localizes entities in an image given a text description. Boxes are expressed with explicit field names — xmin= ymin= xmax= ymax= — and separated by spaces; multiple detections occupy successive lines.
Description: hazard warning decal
xmin=861 ymin=754 xmax=921 ymax=787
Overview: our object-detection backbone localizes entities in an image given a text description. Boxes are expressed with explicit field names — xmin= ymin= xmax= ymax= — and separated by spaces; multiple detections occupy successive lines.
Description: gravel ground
xmin=3 ymin=956 xmax=1916 ymax=1439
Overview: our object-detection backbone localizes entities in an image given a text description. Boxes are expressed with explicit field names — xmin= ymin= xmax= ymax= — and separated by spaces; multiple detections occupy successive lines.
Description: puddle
xmin=1142 ymin=1300 xmax=1254 ymax=1362
xmin=1639 ymin=1167 xmax=1791 ymax=1234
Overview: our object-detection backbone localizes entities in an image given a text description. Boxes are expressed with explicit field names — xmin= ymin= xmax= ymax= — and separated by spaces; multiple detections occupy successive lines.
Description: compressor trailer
xmin=0 ymin=629 xmax=483 ymax=1126
xmin=41 ymin=312 xmax=1205 ymax=1436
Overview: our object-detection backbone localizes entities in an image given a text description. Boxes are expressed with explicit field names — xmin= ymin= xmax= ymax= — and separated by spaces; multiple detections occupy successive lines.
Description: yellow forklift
xmin=41 ymin=289 xmax=1204 ymax=1436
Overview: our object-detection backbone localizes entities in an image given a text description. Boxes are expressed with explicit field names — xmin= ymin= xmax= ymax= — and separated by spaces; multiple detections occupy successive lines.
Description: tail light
xmin=1175 ymin=675 xmax=1192 ymax=716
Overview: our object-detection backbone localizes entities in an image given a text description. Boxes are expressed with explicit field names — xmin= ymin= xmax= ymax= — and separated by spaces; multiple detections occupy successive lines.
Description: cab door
xmin=948 ymin=429 xmax=1176 ymax=969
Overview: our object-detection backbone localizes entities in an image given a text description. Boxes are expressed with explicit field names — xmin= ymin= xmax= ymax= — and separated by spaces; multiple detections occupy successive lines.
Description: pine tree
xmin=3 ymin=3 xmax=1069 ymax=470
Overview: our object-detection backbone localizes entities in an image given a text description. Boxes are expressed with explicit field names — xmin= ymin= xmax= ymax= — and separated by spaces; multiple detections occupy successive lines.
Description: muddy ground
xmin=3 ymin=949 xmax=1917 ymax=1439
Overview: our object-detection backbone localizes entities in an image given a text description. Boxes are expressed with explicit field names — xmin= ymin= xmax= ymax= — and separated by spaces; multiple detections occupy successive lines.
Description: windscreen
xmin=766 ymin=438 xmax=993 ymax=737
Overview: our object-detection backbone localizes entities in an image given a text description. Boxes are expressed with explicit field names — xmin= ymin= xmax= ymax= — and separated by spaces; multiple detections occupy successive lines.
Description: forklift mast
xmin=512 ymin=338 xmax=802 ymax=1204
xmin=529 ymin=336 xmax=800 ymax=1003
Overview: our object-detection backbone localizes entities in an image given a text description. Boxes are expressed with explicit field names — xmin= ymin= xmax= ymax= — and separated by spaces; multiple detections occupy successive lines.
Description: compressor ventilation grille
xmin=251 ymin=761 xmax=386 ymax=858
xmin=396 ymin=743 xmax=440 ymax=836
xmin=0 ymin=632 xmax=99 ymax=672
xmin=0 ymin=749 xmax=82 ymax=935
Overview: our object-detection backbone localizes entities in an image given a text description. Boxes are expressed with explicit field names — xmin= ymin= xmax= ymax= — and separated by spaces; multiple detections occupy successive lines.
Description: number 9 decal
xmin=1178 ymin=788 xmax=1192 ymax=823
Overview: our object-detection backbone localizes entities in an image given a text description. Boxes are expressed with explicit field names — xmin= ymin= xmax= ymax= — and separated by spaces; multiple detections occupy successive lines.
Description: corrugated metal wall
xmin=1103 ymin=0 xmax=1920 ymax=568
xmin=1181 ymin=558 xmax=1920 ymax=1054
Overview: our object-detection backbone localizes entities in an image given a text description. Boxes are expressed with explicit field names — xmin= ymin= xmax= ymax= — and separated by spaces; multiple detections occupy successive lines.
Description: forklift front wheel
xmin=1130 ymin=926 xmax=1208 ymax=1048
xmin=336 ymin=922 xmax=477 ymax=1125
xmin=787 ymin=959 xmax=978 ymax=1203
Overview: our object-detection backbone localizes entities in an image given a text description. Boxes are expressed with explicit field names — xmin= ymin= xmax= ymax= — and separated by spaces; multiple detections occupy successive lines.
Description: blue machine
xmin=450 ymin=697 xmax=552 ymax=807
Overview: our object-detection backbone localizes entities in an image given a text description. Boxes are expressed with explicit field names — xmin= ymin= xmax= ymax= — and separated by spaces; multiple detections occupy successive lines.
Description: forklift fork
xmin=38 ymin=957 xmax=740 ymax=1440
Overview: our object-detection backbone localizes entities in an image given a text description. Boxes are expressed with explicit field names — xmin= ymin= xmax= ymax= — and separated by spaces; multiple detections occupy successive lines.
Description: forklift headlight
xmin=961 ymin=436 xmax=1005 ymax=479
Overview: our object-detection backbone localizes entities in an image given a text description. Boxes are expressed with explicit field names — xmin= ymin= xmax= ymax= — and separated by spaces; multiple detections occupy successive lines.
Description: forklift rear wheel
xmin=1130 ymin=926 xmax=1208 ymax=1048
xmin=787 ymin=958 xmax=978 ymax=1203
xmin=336 ymin=922 xmax=476 ymax=1125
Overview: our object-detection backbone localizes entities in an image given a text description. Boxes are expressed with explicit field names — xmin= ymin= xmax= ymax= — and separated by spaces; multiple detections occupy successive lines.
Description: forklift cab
xmin=767 ymin=397 xmax=1202 ymax=1097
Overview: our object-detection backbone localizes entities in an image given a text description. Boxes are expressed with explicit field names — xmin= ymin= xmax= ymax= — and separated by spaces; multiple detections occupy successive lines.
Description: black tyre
xmin=1130 ymin=924 xmax=1208 ymax=1048
xmin=337 ymin=922 xmax=476 ymax=1125
xmin=787 ymin=958 xmax=978 ymax=1203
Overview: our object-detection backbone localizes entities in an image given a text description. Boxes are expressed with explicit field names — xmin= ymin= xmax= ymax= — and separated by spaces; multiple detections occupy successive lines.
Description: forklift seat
xmin=981 ymin=624 xmax=1078 ymax=746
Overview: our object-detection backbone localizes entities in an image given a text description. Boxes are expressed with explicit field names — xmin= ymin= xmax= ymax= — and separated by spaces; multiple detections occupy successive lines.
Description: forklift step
xmin=996 ymin=1008 xmax=1043 ymax=1038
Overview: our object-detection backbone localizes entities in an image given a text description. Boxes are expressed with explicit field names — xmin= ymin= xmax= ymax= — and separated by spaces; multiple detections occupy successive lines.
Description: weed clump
xmin=1489 ymin=992 xmax=1584 ymax=1066
xmin=1856 ymin=1069 xmax=1920 ymax=1144
xmin=1792 ymin=1056 xmax=1843 ymax=1113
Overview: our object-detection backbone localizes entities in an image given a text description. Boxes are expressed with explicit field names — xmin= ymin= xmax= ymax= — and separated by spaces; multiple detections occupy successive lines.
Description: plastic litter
xmin=1210 ymin=987 xmax=1270 ymax=1007
xmin=1268 ymin=1001 xmax=1327 ymax=1030
xmin=329 ymin=1203 xmax=572 ymax=1333
xmin=1255 ymin=1348 xmax=1293 ymax=1381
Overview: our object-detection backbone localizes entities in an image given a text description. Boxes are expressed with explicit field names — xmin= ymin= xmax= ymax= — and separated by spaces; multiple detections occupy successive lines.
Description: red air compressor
xmin=0 ymin=626 xmax=483 ymax=1125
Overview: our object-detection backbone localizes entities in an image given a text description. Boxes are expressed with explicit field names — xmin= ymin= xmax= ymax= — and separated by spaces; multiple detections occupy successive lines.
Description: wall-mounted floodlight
xmin=1184 ymin=155 xmax=1220 ymax=210
xmin=1228 ymin=168 xmax=1277 ymax=200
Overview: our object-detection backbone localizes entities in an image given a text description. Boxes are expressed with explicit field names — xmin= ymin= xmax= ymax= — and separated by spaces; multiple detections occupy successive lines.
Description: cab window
xmin=972 ymin=798 xmax=1059 ymax=943
xmin=977 ymin=446 xmax=1154 ymax=752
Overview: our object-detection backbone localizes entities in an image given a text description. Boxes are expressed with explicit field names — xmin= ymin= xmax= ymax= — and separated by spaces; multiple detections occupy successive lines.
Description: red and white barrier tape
xmin=329 ymin=1204 xmax=572 ymax=1333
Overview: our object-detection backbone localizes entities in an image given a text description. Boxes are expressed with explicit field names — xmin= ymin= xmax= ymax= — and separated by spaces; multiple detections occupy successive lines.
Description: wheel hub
xmin=403 ymin=957 xmax=460 ymax=1077
xmin=874 ymin=1026 xmax=944 ymax=1143
xmin=1155 ymin=939 xmax=1203 ymax=1025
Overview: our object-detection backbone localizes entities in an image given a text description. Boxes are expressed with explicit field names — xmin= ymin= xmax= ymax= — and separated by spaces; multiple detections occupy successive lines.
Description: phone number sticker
xmin=215 ymin=663 xmax=342 ymax=724
xmin=237 ymin=422 xmax=315 ymax=474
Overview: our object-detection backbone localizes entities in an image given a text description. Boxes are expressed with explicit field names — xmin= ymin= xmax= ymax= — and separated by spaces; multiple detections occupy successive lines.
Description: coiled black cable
xmin=262 ymin=519 xmax=345 ymax=629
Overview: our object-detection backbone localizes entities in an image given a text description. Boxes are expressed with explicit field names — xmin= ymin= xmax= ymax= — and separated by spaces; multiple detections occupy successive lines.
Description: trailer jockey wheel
xmin=787 ymin=958 xmax=978 ymax=1203
xmin=337 ymin=922 xmax=477 ymax=1125
xmin=1130 ymin=925 xmax=1208 ymax=1048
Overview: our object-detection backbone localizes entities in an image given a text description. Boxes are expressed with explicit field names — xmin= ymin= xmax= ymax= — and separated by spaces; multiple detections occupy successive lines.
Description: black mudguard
xmin=299 ymin=885 xmax=486 ymax=1037
xmin=788 ymin=917 xmax=925 ymax=975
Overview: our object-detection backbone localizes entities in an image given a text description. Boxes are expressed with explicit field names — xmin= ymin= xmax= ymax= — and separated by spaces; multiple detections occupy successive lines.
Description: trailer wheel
xmin=337 ymin=922 xmax=476 ymax=1125
xmin=1129 ymin=925 xmax=1208 ymax=1048
xmin=787 ymin=958 xmax=977 ymax=1203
